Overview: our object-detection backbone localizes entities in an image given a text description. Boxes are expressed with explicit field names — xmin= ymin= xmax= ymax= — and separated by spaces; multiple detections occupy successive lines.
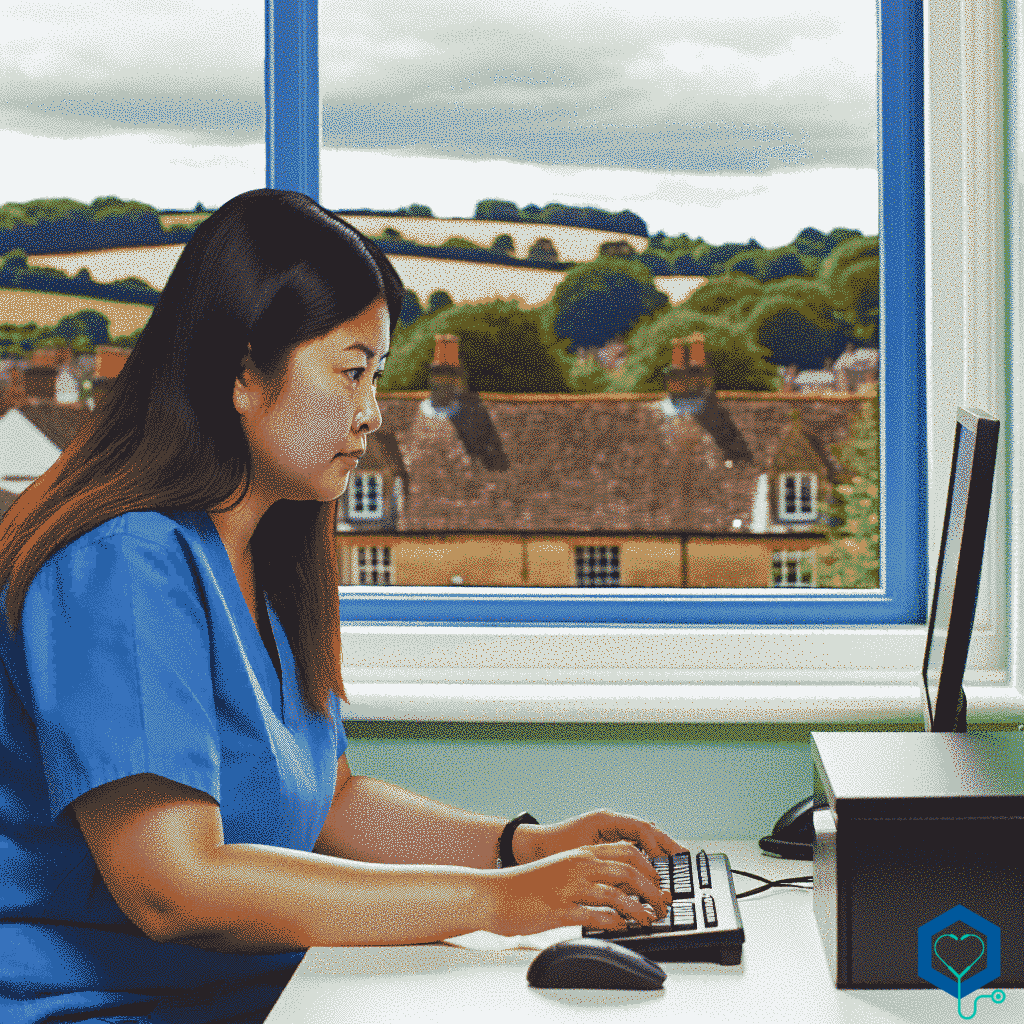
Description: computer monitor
xmin=920 ymin=407 xmax=1000 ymax=732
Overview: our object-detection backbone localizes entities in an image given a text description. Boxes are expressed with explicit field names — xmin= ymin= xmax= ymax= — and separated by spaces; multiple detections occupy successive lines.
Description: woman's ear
xmin=233 ymin=354 xmax=261 ymax=414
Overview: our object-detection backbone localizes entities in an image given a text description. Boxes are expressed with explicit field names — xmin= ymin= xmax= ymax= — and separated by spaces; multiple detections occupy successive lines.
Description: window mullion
xmin=265 ymin=0 xmax=321 ymax=201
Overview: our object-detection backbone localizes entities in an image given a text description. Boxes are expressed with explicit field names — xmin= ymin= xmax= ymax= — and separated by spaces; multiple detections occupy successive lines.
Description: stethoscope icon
xmin=933 ymin=932 xmax=1006 ymax=1019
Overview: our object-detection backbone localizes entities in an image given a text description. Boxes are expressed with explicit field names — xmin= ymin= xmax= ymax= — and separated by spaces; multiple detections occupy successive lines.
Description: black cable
xmin=730 ymin=868 xmax=812 ymax=899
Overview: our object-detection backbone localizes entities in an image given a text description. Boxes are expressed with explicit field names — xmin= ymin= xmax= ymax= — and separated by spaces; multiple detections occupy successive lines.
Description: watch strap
xmin=497 ymin=812 xmax=538 ymax=868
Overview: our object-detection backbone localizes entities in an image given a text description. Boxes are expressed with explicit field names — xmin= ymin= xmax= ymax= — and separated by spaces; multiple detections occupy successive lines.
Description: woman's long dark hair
xmin=0 ymin=189 xmax=403 ymax=719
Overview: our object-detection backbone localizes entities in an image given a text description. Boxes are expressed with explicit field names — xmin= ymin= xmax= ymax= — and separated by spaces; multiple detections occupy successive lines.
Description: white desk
xmin=265 ymin=841 xmax=1021 ymax=1023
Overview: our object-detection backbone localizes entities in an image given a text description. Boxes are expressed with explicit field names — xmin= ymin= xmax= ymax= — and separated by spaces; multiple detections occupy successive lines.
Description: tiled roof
xmin=0 ymin=379 xmax=871 ymax=539
xmin=364 ymin=391 xmax=869 ymax=535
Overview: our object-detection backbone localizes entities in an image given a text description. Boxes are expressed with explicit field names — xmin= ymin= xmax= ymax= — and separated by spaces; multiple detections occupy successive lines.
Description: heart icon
xmin=934 ymin=932 xmax=986 ymax=981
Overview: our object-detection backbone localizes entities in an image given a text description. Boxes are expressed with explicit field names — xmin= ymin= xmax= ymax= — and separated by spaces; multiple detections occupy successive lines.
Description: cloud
xmin=2 ymin=0 xmax=876 ymax=176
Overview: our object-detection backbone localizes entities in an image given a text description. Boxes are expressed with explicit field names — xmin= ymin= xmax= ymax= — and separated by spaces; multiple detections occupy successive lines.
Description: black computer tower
xmin=811 ymin=731 xmax=1024 ymax=989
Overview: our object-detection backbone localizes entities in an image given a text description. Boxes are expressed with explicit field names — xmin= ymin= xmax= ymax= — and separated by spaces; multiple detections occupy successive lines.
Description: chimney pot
xmin=671 ymin=339 xmax=685 ymax=369
xmin=432 ymin=334 xmax=460 ymax=367
xmin=663 ymin=333 xmax=714 ymax=414
xmin=430 ymin=333 xmax=465 ymax=412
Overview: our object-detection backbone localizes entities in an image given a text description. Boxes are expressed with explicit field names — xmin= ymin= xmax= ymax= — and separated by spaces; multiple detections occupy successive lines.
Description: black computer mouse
xmin=526 ymin=937 xmax=666 ymax=990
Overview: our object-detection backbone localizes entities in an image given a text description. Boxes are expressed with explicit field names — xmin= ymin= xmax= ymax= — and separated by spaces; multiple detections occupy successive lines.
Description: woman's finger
xmin=582 ymin=852 xmax=670 ymax=916
xmin=587 ymin=884 xmax=659 ymax=926
xmin=590 ymin=840 xmax=667 ymax=883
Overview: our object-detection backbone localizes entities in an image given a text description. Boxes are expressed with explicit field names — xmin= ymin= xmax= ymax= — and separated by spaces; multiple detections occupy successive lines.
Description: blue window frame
xmin=266 ymin=0 xmax=924 ymax=628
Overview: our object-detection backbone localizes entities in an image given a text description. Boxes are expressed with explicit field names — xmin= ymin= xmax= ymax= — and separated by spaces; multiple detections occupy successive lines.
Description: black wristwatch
xmin=496 ymin=812 xmax=538 ymax=868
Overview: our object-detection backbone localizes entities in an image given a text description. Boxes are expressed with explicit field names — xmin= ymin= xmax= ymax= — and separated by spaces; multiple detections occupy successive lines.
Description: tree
xmin=399 ymin=288 xmax=424 ymax=326
xmin=820 ymin=396 xmax=880 ymax=588
xmin=428 ymin=290 xmax=453 ymax=314
xmin=617 ymin=304 xmax=777 ymax=393
xmin=744 ymin=278 xmax=843 ymax=370
xmin=474 ymin=199 xmax=523 ymax=222
xmin=51 ymin=309 xmax=111 ymax=351
xmin=638 ymin=250 xmax=671 ymax=275
xmin=685 ymin=274 xmax=764 ymax=319
xmin=527 ymin=238 xmax=560 ymax=263
xmin=399 ymin=203 xmax=433 ymax=217
xmin=441 ymin=236 xmax=482 ymax=250
xmin=544 ymin=257 xmax=669 ymax=355
xmin=491 ymin=233 xmax=515 ymax=257
xmin=0 ymin=249 xmax=28 ymax=286
xmin=819 ymin=235 xmax=880 ymax=346
xmin=380 ymin=300 xmax=567 ymax=394
xmin=564 ymin=352 xmax=615 ymax=394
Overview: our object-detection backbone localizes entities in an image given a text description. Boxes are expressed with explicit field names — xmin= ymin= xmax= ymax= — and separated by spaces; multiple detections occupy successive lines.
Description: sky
xmin=2 ymin=0 xmax=878 ymax=247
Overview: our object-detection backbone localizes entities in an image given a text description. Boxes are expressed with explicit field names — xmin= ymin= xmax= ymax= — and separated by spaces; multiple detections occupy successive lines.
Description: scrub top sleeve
xmin=18 ymin=532 xmax=221 ymax=820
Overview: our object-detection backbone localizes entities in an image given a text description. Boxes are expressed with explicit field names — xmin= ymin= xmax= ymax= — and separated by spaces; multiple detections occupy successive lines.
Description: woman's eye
xmin=344 ymin=367 xmax=365 ymax=382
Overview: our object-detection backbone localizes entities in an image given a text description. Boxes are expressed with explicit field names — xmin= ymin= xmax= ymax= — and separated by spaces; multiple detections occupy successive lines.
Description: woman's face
xmin=234 ymin=295 xmax=389 ymax=505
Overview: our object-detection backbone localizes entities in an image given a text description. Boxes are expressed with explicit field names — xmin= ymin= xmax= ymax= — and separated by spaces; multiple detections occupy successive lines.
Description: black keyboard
xmin=583 ymin=850 xmax=745 ymax=965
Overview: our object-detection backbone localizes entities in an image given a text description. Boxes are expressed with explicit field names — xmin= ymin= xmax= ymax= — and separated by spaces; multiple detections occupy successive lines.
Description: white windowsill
xmin=337 ymin=625 xmax=1024 ymax=723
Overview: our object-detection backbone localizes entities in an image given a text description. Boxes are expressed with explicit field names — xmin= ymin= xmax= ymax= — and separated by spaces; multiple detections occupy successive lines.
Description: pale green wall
xmin=342 ymin=721 xmax=1007 ymax=842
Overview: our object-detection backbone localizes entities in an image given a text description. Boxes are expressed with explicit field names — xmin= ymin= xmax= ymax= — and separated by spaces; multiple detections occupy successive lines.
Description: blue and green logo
xmin=918 ymin=905 xmax=1006 ymax=1019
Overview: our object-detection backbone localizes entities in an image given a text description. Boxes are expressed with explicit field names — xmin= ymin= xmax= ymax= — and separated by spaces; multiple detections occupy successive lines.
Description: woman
xmin=0 ymin=189 xmax=683 ymax=1023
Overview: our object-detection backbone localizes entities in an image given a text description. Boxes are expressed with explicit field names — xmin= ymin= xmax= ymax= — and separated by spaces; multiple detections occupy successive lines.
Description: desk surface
xmin=265 ymin=840 xmax=1020 ymax=1024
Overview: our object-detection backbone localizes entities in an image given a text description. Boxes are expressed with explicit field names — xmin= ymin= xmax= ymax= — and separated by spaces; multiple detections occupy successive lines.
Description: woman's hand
xmin=489 ymin=840 xmax=674 ymax=936
xmin=513 ymin=809 xmax=687 ymax=865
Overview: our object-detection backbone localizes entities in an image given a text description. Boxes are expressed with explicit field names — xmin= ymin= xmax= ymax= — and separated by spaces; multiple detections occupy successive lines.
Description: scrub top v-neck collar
xmin=199 ymin=510 xmax=286 ymax=722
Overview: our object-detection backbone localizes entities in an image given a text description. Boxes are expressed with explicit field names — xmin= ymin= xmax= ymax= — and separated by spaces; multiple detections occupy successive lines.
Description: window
xmin=314 ymin=0 xmax=919 ymax=628
xmin=778 ymin=474 xmax=818 ymax=523
xmin=575 ymin=547 xmax=620 ymax=588
xmin=263 ymin=0 xmax=1016 ymax=719
xmin=348 ymin=473 xmax=383 ymax=520
xmin=772 ymin=550 xmax=816 ymax=589
xmin=354 ymin=547 xmax=393 ymax=585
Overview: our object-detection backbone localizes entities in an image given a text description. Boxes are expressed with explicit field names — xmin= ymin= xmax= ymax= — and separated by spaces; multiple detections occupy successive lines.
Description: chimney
xmin=94 ymin=345 xmax=131 ymax=380
xmin=88 ymin=345 xmax=132 ymax=412
xmin=663 ymin=333 xmax=714 ymax=416
xmin=429 ymin=333 xmax=465 ymax=413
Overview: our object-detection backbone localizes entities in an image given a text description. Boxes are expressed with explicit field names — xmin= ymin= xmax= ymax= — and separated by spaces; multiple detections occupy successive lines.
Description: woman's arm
xmin=311 ymin=755 xmax=542 ymax=868
xmin=72 ymin=772 xmax=670 ymax=954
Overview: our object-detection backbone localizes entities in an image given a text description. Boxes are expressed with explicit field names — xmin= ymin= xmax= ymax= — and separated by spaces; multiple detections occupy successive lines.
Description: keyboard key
xmin=672 ymin=855 xmax=694 ymax=898
xmin=696 ymin=850 xmax=712 ymax=889
xmin=673 ymin=902 xmax=697 ymax=930
xmin=652 ymin=857 xmax=671 ymax=890
xmin=703 ymin=895 xmax=718 ymax=928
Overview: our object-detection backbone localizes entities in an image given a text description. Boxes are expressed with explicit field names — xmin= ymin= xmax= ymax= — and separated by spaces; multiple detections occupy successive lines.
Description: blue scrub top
xmin=0 ymin=509 xmax=347 ymax=1024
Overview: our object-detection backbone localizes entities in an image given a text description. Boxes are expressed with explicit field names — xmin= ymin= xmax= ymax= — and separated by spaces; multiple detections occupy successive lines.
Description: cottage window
xmin=778 ymin=474 xmax=818 ymax=522
xmin=772 ymin=550 xmax=817 ymax=589
xmin=348 ymin=473 xmax=383 ymax=520
xmin=353 ymin=547 xmax=393 ymax=586
xmin=575 ymin=546 xmax=620 ymax=587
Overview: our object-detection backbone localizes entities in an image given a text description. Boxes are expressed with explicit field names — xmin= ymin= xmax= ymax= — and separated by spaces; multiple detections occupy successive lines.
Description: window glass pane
xmin=1 ymin=1 xmax=262 ymax=427
xmin=321 ymin=0 xmax=882 ymax=598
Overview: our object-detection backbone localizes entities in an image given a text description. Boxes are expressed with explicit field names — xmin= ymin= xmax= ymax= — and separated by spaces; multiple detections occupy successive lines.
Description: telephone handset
xmin=758 ymin=795 xmax=827 ymax=860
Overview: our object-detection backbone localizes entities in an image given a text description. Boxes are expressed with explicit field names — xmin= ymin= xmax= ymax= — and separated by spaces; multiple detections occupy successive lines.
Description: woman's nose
xmin=355 ymin=388 xmax=382 ymax=434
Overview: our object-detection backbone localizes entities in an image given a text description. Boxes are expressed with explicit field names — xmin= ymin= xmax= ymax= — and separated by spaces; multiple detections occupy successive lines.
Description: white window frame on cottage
xmin=268 ymin=0 xmax=1024 ymax=725
xmin=353 ymin=546 xmax=394 ymax=586
xmin=772 ymin=550 xmax=817 ymax=589
xmin=777 ymin=473 xmax=818 ymax=523
xmin=347 ymin=472 xmax=384 ymax=521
